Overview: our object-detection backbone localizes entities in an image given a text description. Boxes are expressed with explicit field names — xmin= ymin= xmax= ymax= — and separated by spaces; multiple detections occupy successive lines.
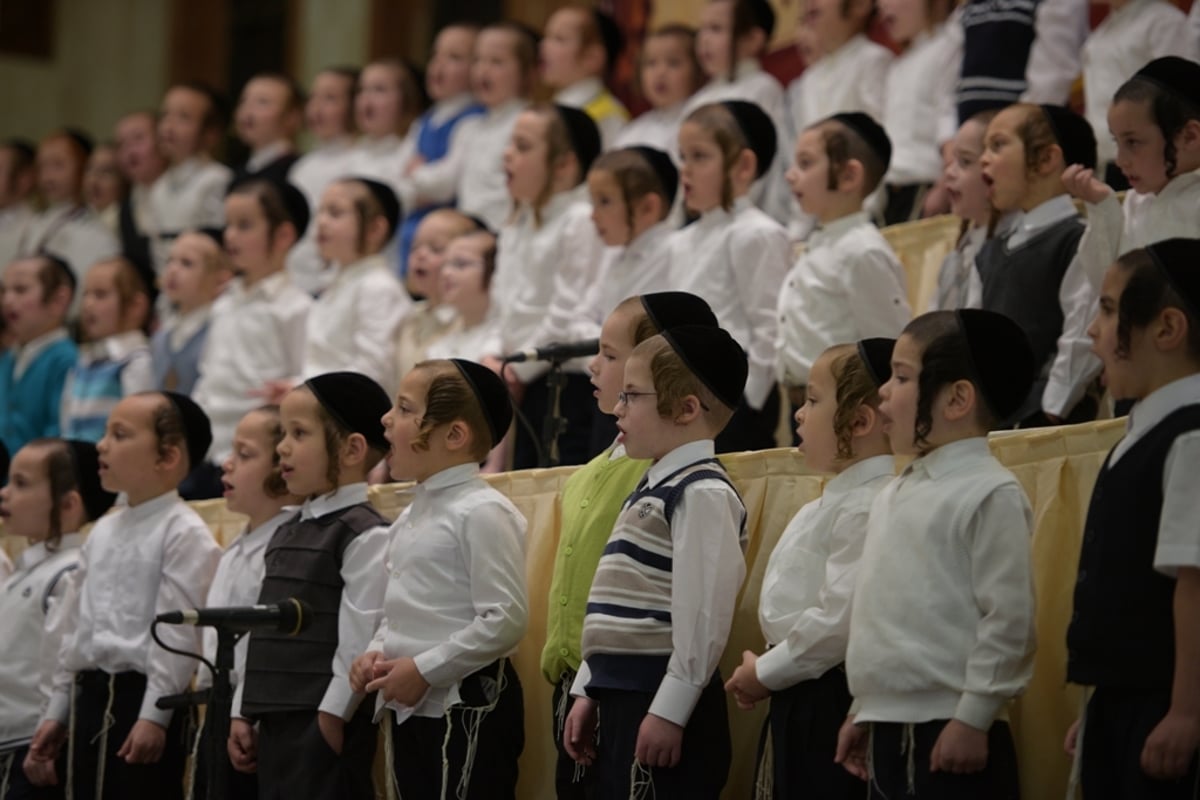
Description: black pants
xmin=867 ymin=719 xmax=1019 ymax=800
xmin=1081 ymin=687 xmax=1200 ymax=800
xmin=390 ymin=660 xmax=524 ymax=800
xmin=0 ymin=747 xmax=64 ymax=800
xmin=70 ymin=670 xmax=187 ymax=800
xmin=191 ymin=709 xmax=258 ymax=800
xmin=592 ymin=673 xmax=731 ymax=800
xmin=514 ymin=372 xmax=596 ymax=469
xmin=552 ymin=673 xmax=597 ymax=800
xmin=715 ymin=389 xmax=781 ymax=454
xmin=755 ymin=666 xmax=862 ymax=799
xmin=255 ymin=705 xmax=376 ymax=800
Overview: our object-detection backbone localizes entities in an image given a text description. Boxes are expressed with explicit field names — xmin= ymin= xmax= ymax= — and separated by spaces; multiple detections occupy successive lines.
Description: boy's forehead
xmin=113 ymin=392 xmax=162 ymax=424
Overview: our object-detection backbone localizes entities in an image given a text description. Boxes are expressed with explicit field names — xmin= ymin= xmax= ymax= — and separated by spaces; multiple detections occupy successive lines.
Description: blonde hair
xmin=821 ymin=344 xmax=884 ymax=460
xmin=631 ymin=335 xmax=734 ymax=429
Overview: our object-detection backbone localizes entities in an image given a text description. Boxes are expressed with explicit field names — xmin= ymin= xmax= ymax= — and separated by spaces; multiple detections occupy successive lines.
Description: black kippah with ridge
xmin=1134 ymin=56 xmax=1200 ymax=110
xmin=640 ymin=292 xmax=718 ymax=333
xmin=856 ymin=337 xmax=896 ymax=388
xmin=162 ymin=391 xmax=213 ymax=472
xmin=628 ymin=146 xmax=679 ymax=209
xmin=1039 ymin=105 xmax=1097 ymax=171
xmin=661 ymin=325 xmax=748 ymax=410
xmin=305 ymin=371 xmax=392 ymax=452
xmin=1146 ymin=237 xmax=1200 ymax=319
xmin=828 ymin=112 xmax=893 ymax=173
xmin=64 ymin=439 xmax=117 ymax=521
xmin=720 ymin=100 xmax=777 ymax=179
xmin=955 ymin=310 xmax=1036 ymax=421
xmin=351 ymin=177 xmax=403 ymax=239
xmin=450 ymin=359 xmax=513 ymax=446
xmin=554 ymin=104 xmax=602 ymax=178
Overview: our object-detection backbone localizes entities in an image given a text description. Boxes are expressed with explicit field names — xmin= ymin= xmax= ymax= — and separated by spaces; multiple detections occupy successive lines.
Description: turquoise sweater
xmin=0 ymin=337 xmax=78 ymax=455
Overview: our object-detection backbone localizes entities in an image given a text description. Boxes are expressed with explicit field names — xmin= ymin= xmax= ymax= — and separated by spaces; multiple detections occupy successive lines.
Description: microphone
xmin=155 ymin=598 xmax=311 ymax=635
xmin=503 ymin=339 xmax=599 ymax=363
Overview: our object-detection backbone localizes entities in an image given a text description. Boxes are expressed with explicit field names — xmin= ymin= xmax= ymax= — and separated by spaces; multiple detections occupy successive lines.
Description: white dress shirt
xmin=0 ymin=533 xmax=82 ymax=750
xmin=424 ymin=318 xmax=498 ymax=363
xmin=999 ymin=194 xmax=1101 ymax=416
xmin=1076 ymin=168 xmax=1200 ymax=290
xmin=45 ymin=491 xmax=221 ymax=727
xmin=231 ymin=483 xmax=391 ymax=721
xmin=554 ymin=78 xmax=630 ymax=149
xmin=287 ymin=137 xmax=357 ymax=296
xmin=1083 ymin=0 xmax=1191 ymax=168
xmin=60 ymin=330 xmax=155 ymax=432
xmin=367 ymin=463 xmax=527 ymax=720
xmin=933 ymin=224 xmax=986 ymax=312
xmin=1191 ymin=2 xmax=1200 ymax=59
xmin=0 ymin=202 xmax=34 ymax=269
xmin=848 ymin=437 xmax=1035 ymax=730
xmin=0 ymin=549 xmax=11 ymax=583
xmin=668 ymin=197 xmax=793 ymax=409
xmin=572 ymin=439 xmax=747 ymax=727
xmin=786 ymin=34 xmax=892 ymax=143
xmin=345 ymin=134 xmax=416 ymax=195
xmin=774 ymin=212 xmax=910 ymax=387
xmin=612 ymin=104 xmax=688 ymax=155
xmin=1108 ymin=374 xmax=1200 ymax=576
xmin=193 ymin=271 xmax=312 ymax=462
xmin=883 ymin=21 xmax=963 ymax=185
xmin=1021 ymin=0 xmax=1090 ymax=105
xmin=483 ymin=188 xmax=605 ymax=382
xmin=196 ymin=509 xmax=294 ymax=691
xmin=574 ymin=221 xmax=674 ymax=338
xmin=303 ymin=253 xmax=410 ymax=393
xmin=756 ymin=456 xmax=894 ymax=691
xmin=147 ymin=157 xmax=232 ymax=275
xmin=456 ymin=100 xmax=528 ymax=232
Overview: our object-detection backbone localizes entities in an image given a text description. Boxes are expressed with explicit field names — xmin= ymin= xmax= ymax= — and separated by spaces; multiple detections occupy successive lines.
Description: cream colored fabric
xmin=880 ymin=213 xmax=963 ymax=314
xmin=0 ymin=420 xmax=1126 ymax=799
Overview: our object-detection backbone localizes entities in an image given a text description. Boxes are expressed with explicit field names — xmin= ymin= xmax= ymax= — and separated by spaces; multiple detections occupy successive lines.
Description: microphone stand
xmin=204 ymin=629 xmax=241 ymax=800
xmin=540 ymin=355 xmax=572 ymax=468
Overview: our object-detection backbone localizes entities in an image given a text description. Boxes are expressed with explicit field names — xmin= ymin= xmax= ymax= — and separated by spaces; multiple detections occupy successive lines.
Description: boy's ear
xmin=734 ymin=148 xmax=758 ymax=185
xmin=941 ymin=378 xmax=979 ymax=422
xmin=634 ymin=192 xmax=665 ymax=223
xmin=850 ymin=402 xmax=878 ymax=437
xmin=674 ymin=394 xmax=705 ymax=425
xmin=1154 ymin=306 xmax=1193 ymax=353
xmin=737 ymin=27 xmax=767 ymax=59
xmin=554 ymin=151 xmax=582 ymax=187
xmin=47 ymin=283 xmax=73 ymax=315
xmin=1176 ymin=119 xmax=1200 ymax=154
xmin=581 ymin=40 xmax=608 ymax=77
xmin=270 ymin=221 xmax=299 ymax=254
xmin=368 ymin=215 xmax=392 ymax=250
xmin=444 ymin=419 xmax=471 ymax=453
xmin=837 ymin=158 xmax=866 ymax=195
xmin=125 ymin=292 xmax=150 ymax=330
xmin=1039 ymin=143 xmax=1065 ymax=176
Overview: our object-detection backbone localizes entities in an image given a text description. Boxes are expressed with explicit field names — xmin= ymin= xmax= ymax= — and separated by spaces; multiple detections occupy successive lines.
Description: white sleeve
xmin=1042 ymin=247 xmax=1102 ymax=417
xmin=861 ymin=49 xmax=893 ymax=123
xmin=318 ymin=525 xmax=390 ymax=721
xmin=1075 ymin=194 xmax=1125 ymax=291
xmin=1147 ymin=5 xmax=1195 ymax=59
xmin=198 ymin=172 xmax=231 ymax=229
xmin=648 ymin=482 xmax=746 ymax=727
xmin=411 ymin=502 xmax=528 ymax=686
xmin=281 ymin=295 xmax=312 ymax=381
xmin=398 ymin=118 xmax=478 ymax=210
xmin=731 ymin=222 xmax=791 ymax=410
xmin=954 ymin=485 xmax=1036 ymax=731
xmin=348 ymin=277 xmax=410 ymax=391
xmin=755 ymin=507 xmax=868 ymax=690
xmin=1191 ymin=3 xmax=1200 ymax=60
xmin=1154 ymin=431 xmax=1200 ymax=575
xmin=1022 ymin=0 xmax=1088 ymax=104
xmin=39 ymin=562 xmax=82 ymax=722
xmin=140 ymin=523 xmax=221 ymax=725
xmin=121 ymin=350 xmax=158 ymax=396
xmin=844 ymin=249 xmax=912 ymax=339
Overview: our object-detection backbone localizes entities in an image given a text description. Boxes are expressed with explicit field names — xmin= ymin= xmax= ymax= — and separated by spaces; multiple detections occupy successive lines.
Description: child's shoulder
xmin=730 ymin=203 xmax=788 ymax=238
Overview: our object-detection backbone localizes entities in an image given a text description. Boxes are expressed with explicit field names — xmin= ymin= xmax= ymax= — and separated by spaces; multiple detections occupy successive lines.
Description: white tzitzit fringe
xmin=383 ymin=716 xmax=402 ymax=800
xmin=451 ymin=660 xmax=507 ymax=800
xmin=184 ymin=709 xmax=205 ymax=800
xmin=89 ymin=674 xmax=117 ymax=800
xmin=555 ymin=673 xmax=587 ymax=785
xmin=753 ymin=728 xmax=773 ymax=800
xmin=1065 ymin=688 xmax=1090 ymax=800
xmin=1 ymin=751 xmax=14 ymax=798
xmin=629 ymin=759 xmax=655 ymax=800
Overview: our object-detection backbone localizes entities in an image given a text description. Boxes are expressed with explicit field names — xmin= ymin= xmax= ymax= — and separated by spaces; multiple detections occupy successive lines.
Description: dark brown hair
xmin=631 ymin=335 xmax=735 ymax=428
xmin=815 ymin=120 xmax=887 ymax=195
xmin=1113 ymin=248 xmax=1200 ymax=360
xmin=149 ymin=393 xmax=190 ymax=471
xmin=252 ymin=405 xmax=290 ymax=498
xmin=228 ymin=178 xmax=298 ymax=243
xmin=411 ymin=361 xmax=495 ymax=460
xmin=26 ymin=438 xmax=89 ymax=550
xmin=901 ymin=312 xmax=996 ymax=450
xmin=683 ymin=103 xmax=748 ymax=211
xmin=590 ymin=149 xmax=672 ymax=236
xmin=1114 ymin=76 xmax=1200 ymax=180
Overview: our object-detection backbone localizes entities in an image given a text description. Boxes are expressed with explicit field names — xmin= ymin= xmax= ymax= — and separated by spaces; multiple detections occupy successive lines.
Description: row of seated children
xmin=5 ymin=237 xmax=1200 ymax=799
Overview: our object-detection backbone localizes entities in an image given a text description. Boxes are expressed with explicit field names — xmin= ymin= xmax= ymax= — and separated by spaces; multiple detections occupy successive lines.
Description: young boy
xmin=563 ymin=324 xmax=750 ymax=798
xmin=1067 ymin=239 xmax=1200 ymax=798
xmin=0 ymin=256 xmax=77 ymax=455
xmin=151 ymin=229 xmax=231 ymax=394
xmin=149 ymin=82 xmax=233 ymax=275
xmin=542 ymin=6 xmax=630 ymax=148
xmin=114 ymin=111 xmax=167 ymax=293
xmin=776 ymin=113 xmax=910 ymax=402
xmin=231 ymin=73 xmax=304 ymax=186
xmin=229 ymin=371 xmax=393 ymax=800
xmin=0 ymin=139 xmax=37 ymax=267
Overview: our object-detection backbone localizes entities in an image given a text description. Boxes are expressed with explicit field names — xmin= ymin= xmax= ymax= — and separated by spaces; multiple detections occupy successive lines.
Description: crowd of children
xmin=1 ymin=0 xmax=1200 ymax=797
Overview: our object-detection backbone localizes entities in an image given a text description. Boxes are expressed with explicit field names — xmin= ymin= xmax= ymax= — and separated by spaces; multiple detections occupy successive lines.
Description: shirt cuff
xmin=744 ymin=371 xmax=774 ymax=412
xmin=319 ymin=679 xmax=363 ymax=721
xmin=754 ymin=644 xmax=795 ymax=693
xmin=954 ymin=691 xmax=1005 ymax=732
xmin=411 ymin=649 xmax=448 ymax=687
xmin=138 ymin=693 xmax=173 ymax=727
xmin=45 ymin=689 xmax=72 ymax=725
xmin=648 ymin=675 xmax=703 ymax=727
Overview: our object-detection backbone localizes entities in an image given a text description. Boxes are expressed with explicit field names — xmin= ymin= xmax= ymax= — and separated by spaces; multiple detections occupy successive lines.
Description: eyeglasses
xmin=616 ymin=390 xmax=657 ymax=406
xmin=444 ymin=257 xmax=484 ymax=270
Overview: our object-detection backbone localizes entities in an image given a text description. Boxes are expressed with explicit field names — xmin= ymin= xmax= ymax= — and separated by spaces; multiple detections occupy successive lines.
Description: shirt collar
xmin=234 ymin=508 xmax=298 ymax=551
xmin=1015 ymin=194 xmax=1077 ymax=239
xmin=810 ymin=211 xmax=872 ymax=248
xmin=823 ymin=454 xmax=895 ymax=497
xmin=125 ymin=490 xmax=182 ymax=523
xmin=732 ymin=58 xmax=761 ymax=82
xmin=416 ymin=462 xmax=480 ymax=494
xmin=487 ymin=99 xmax=528 ymax=121
xmin=235 ymin=270 xmax=290 ymax=301
xmin=14 ymin=532 xmax=85 ymax=571
xmin=554 ymin=78 xmax=605 ymax=108
xmin=1126 ymin=374 xmax=1200 ymax=443
xmin=624 ymin=221 xmax=673 ymax=260
xmin=646 ymin=439 xmax=716 ymax=488
xmin=333 ymin=253 xmax=387 ymax=279
xmin=904 ymin=436 xmax=990 ymax=481
xmin=301 ymin=482 xmax=369 ymax=520
xmin=429 ymin=93 xmax=478 ymax=125
xmin=166 ymin=156 xmax=209 ymax=187
xmin=82 ymin=330 xmax=148 ymax=363
xmin=14 ymin=327 xmax=69 ymax=379
xmin=166 ymin=304 xmax=212 ymax=351
xmin=247 ymin=142 xmax=293 ymax=173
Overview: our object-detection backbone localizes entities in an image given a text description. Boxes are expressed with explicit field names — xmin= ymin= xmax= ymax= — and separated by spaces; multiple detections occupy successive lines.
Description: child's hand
xmin=365 ymin=656 xmax=431 ymax=708
xmin=228 ymin=718 xmax=258 ymax=773
xmin=563 ymin=696 xmax=598 ymax=765
xmin=250 ymin=379 xmax=294 ymax=405
xmin=21 ymin=753 xmax=58 ymax=786
xmin=1140 ymin=709 xmax=1200 ymax=780
xmin=635 ymin=713 xmax=683 ymax=769
xmin=724 ymin=650 xmax=770 ymax=710
xmin=930 ymin=719 xmax=988 ymax=774
xmin=317 ymin=711 xmax=344 ymax=755
xmin=27 ymin=720 xmax=67 ymax=764
xmin=1064 ymin=717 xmax=1080 ymax=757
xmin=1062 ymin=164 xmax=1112 ymax=205
xmin=350 ymin=650 xmax=383 ymax=693
xmin=835 ymin=715 xmax=869 ymax=780
xmin=116 ymin=719 xmax=166 ymax=764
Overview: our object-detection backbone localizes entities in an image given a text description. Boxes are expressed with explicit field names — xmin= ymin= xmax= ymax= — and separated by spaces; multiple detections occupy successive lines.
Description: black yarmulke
xmin=856 ymin=337 xmax=895 ymax=388
xmin=304 ymin=371 xmax=391 ymax=453
xmin=1146 ymin=238 xmax=1200 ymax=319
xmin=640 ymin=292 xmax=718 ymax=333
xmin=351 ymin=177 xmax=403 ymax=239
xmin=1134 ymin=56 xmax=1200 ymax=110
xmin=1039 ymin=105 xmax=1097 ymax=171
xmin=720 ymin=100 xmax=777 ymax=179
xmin=64 ymin=440 xmax=117 ymax=522
xmin=746 ymin=0 xmax=777 ymax=38
xmin=661 ymin=325 xmax=748 ymax=410
xmin=229 ymin=176 xmax=312 ymax=239
xmin=955 ymin=310 xmax=1037 ymax=421
xmin=450 ymin=359 xmax=513 ymax=447
xmin=162 ymin=391 xmax=213 ymax=472
xmin=829 ymin=112 xmax=893 ymax=173
xmin=555 ymin=104 xmax=602 ymax=178
xmin=591 ymin=9 xmax=624 ymax=68
xmin=628 ymin=146 xmax=680 ymax=208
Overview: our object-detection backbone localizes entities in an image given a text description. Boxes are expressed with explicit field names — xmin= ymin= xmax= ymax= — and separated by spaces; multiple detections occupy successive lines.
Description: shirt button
xmin=559 ymin=596 xmax=569 ymax=606
xmin=560 ymin=648 xmax=569 ymax=657
xmin=564 ymin=546 xmax=573 ymax=556
xmin=580 ymin=499 xmax=589 ymax=508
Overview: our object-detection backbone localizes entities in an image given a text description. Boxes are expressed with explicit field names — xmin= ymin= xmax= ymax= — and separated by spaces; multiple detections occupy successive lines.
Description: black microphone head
xmin=278 ymin=598 xmax=314 ymax=636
